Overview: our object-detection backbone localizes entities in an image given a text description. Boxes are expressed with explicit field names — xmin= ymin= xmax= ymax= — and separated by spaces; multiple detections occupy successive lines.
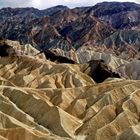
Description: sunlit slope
xmin=0 ymin=55 xmax=139 ymax=140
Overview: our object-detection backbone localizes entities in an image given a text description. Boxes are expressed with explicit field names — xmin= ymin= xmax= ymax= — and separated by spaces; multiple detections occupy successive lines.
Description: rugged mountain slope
xmin=1 ymin=2 xmax=140 ymax=55
xmin=0 ymin=39 xmax=46 ymax=60
xmin=49 ymin=46 xmax=140 ymax=80
xmin=86 ymin=2 xmax=140 ymax=29
xmin=0 ymin=44 xmax=139 ymax=139
xmin=59 ymin=15 xmax=114 ymax=47
xmin=1 ymin=39 xmax=140 ymax=80
xmin=99 ymin=30 xmax=140 ymax=58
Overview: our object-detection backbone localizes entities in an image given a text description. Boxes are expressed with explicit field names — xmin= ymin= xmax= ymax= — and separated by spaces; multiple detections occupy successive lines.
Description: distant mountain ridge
xmin=0 ymin=2 xmax=140 ymax=58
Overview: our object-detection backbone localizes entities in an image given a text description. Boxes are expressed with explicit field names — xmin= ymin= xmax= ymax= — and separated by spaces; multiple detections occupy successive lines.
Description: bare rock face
xmin=0 ymin=39 xmax=46 ymax=60
xmin=49 ymin=47 xmax=140 ymax=80
xmin=0 ymin=50 xmax=139 ymax=140
xmin=41 ymin=49 xmax=120 ymax=82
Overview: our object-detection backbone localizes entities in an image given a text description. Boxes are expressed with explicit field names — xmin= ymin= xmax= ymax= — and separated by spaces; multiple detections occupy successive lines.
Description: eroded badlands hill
xmin=0 ymin=42 xmax=139 ymax=140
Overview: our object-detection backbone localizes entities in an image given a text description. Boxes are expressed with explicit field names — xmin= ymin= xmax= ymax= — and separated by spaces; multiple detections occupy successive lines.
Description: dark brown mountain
xmin=59 ymin=15 xmax=115 ymax=47
xmin=0 ymin=2 xmax=140 ymax=55
xmin=86 ymin=2 xmax=140 ymax=29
